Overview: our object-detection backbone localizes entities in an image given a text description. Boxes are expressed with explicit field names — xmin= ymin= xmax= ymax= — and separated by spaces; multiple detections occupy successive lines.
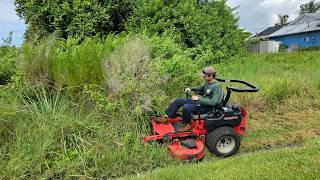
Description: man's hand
xmin=185 ymin=88 xmax=191 ymax=93
xmin=192 ymin=95 xmax=199 ymax=101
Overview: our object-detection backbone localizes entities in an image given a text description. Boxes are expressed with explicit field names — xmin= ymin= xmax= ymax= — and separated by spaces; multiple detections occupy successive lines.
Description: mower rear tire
xmin=205 ymin=126 xmax=240 ymax=157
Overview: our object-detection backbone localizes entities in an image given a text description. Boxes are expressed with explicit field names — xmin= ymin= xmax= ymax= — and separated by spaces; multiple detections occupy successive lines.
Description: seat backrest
xmin=192 ymin=90 xmax=224 ymax=119
xmin=218 ymin=91 xmax=224 ymax=105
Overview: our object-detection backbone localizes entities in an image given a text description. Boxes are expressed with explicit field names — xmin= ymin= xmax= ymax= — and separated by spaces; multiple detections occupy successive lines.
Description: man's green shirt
xmin=191 ymin=81 xmax=223 ymax=106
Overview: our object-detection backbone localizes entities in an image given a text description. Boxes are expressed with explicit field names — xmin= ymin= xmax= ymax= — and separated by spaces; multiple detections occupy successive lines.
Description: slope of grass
xmin=127 ymin=138 xmax=320 ymax=180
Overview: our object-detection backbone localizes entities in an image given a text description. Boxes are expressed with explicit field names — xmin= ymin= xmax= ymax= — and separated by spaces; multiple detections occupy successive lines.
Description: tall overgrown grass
xmin=0 ymin=86 xmax=176 ymax=178
xmin=217 ymin=52 xmax=320 ymax=111
xmin=1 ymin=35 xmax=181 ymax=178
xmin=20 ymin=36 xmax=112 ymax=87
xmin=1 ymin=35 xmax=320 ymax=178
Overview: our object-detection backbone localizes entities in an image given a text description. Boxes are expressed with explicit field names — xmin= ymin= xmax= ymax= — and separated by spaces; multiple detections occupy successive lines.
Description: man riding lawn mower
xmin=143 ymin=67 xmax=259 ymax=161
xmin=154 ymin=67 xmax=223 ymax=132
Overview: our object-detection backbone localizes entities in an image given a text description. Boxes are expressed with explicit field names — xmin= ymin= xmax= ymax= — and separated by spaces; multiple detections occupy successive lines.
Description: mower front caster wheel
xmin=205 ymin=126 xmax=240 ymax=157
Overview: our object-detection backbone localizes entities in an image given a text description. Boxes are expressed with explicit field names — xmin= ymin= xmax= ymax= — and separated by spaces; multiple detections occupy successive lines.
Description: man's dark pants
xmin=165 ymin=98 xmax=211 ymax=124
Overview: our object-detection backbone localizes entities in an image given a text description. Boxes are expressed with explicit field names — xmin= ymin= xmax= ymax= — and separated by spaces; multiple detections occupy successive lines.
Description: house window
xmin=303 ymin=37 xmax=316 ymax=42
xmin=304 ymin=37 xmax=310 ymax=42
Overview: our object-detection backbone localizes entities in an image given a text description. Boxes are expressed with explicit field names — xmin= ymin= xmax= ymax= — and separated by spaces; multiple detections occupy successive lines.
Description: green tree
xmin=1 ymin=31 xmax=13 ymax=46
xmin=299 ymin=0 xmax=320 ymax=15
xmin=14 ymin=0 xmax=135 ymax=40
xmin=277 ymin=15 xmax=289 ymax=25
xmin=14 ymin=0 xmax=247 ymax=63
xmin=127 ymin=0 xmax=248 ymax=63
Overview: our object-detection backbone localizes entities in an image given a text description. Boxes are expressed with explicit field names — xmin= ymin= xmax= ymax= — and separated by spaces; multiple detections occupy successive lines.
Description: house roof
xmin=254 ymin=24 xmax=286 ymax=37
xmin=246 ymin=24 xmax=286 ymax=41
xmin=267 ymin=13 xmax=320 ymax=38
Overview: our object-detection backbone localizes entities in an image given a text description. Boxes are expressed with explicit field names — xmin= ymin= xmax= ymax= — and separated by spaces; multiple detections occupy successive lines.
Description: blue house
xmin=266 ymin=13 xmax=320 ymax=49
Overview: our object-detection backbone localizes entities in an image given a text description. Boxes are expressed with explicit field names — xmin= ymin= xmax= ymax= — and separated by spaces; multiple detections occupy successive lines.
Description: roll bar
xmin=216 ymin=78 xmax=259 ymax=106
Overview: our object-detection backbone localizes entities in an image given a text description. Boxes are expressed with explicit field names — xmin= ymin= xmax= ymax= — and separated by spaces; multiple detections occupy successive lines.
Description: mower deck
xmin=143 ymin=117 xmax=208 ymax=143
xmin=143 ymin=117 xmax=207 ymax=161
xmin=168 ymin=139 xmax=205 ymax=160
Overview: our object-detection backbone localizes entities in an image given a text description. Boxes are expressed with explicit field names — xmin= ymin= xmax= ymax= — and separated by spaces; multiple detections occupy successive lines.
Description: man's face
xmin=202 ymin=73 xmax=211 ymax=81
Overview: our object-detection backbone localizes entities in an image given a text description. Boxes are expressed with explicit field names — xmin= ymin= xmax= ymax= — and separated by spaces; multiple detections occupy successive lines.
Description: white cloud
xmin=227 ymin=0 xmax=313 ymax=33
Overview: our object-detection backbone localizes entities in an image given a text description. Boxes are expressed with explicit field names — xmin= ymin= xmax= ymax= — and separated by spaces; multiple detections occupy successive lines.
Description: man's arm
xmin=198 ymin=86 xmax=223 ymax=106
xmin=191 ymin=85 xmax=204 ymax=95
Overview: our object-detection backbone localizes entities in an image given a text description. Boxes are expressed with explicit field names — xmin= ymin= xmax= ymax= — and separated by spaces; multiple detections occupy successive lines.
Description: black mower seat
xmin=191 ymin=114 xmax=208 ymax=120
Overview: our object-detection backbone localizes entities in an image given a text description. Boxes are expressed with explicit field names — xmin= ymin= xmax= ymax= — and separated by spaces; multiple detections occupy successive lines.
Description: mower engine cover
xmin=205 ymin=104 xmax=242 ymax=132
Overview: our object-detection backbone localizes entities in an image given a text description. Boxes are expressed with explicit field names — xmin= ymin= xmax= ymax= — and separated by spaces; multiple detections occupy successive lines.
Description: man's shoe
xmin=176 ymin=123 xmax=192 ymax=132
xmin=153 ymin=116 xmax=169 ymax=124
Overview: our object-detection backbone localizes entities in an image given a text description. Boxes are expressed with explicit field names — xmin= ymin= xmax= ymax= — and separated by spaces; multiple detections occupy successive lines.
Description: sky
xmin=0 ymin=0 xmax=25 ymax=46
xmin=227 ymin=0 xmax=312 ymax=34
xmin=0 ymin=0 xmax=316 ymax=46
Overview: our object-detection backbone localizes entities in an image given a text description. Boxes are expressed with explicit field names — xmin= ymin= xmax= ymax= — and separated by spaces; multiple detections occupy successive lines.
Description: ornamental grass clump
xmin=103 ymin=37 xmax=168 ymax=117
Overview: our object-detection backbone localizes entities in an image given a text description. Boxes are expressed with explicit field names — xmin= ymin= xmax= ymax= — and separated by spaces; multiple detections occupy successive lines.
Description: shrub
xmin=14 ymin=0 xmax=135 ymax=40
xmin=19 ymin=35 xmax=127 ymax=88
xmin=102 ymin=36 xmax=168 ymax=115
xmin=19 ymin=37 xmax=63 ymax=85
xmin=0 ymin=46 xmax=19 ymax=85
xmin=53 ymin=37 xmax=105 ymax=87
xmin=127 ymin=0 xmax=248 ymax=63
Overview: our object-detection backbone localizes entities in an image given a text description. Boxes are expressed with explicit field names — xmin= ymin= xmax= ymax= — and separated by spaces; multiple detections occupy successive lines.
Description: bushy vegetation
xmin=14 ymin=0 xmax=248 ymax=64
xmin=14 ymin=0 xmax=134 ymax=40
xmin=0 ymin=85 xmax=175 ymax=178
xmin=0 ymin=46 xmax=19 ymax=85
xmin=127 ymin=0 xmax=248 ymax=63
xmin=1 ymin=36 xmax=320 ymax=178
xmin=0 ymin=35 xmax=196 ymax=178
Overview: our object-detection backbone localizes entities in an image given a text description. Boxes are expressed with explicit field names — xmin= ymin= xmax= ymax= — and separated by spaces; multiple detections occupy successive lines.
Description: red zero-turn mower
xmin=143 ymin=79 xmax=259 ymax=161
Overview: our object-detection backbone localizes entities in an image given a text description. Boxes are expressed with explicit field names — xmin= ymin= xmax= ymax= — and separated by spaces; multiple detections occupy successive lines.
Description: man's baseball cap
xmin=202 ymin=66 xmax=216 ymax=76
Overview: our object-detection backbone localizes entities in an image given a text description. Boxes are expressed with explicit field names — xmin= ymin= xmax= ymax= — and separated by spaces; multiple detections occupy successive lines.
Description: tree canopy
xmin=299 ymin=0 xmax=320 ymax=15
xmin=15 ymin=0 xmax=134 ymax=40
xmin=126 ymin=0 xmax=248 ymax=62
xmin=276 ymin=15 xmax=289 ymax=25
xmin=14 ymin=0 xmax=248 ymax=62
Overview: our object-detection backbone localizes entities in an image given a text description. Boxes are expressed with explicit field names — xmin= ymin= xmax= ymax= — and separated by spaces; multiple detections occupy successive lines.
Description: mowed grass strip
xmin=240 ymin=109 xmax=320 ymax=152
xmin=127 ymin=138 xmax=320 ymax=180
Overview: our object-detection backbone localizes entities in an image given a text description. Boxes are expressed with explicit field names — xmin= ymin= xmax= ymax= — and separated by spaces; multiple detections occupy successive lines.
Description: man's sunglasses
xmin=202 ymin=70 xmax=211 ymax=76
xmin=202 ymin=70 xmax=215 ymax=77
